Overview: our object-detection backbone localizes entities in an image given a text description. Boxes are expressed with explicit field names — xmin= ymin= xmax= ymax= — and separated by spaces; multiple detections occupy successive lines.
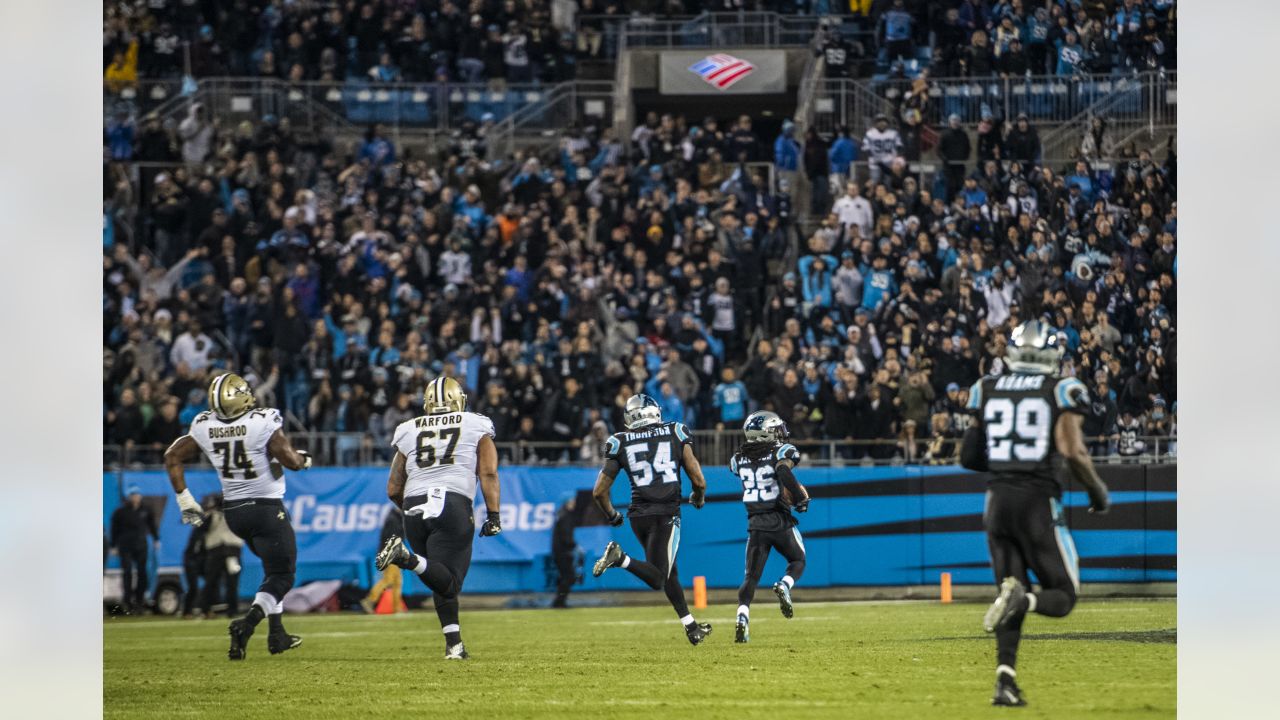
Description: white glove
xmin=176 ymin=489 xmax=204 ymax=527
xmin=298 ymin=450 xmax=312 ymax=470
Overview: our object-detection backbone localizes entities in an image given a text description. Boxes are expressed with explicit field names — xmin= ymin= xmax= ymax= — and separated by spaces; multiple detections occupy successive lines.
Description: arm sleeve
xmin=774 ymin=461 xmax=804 ymax=499
xmin=774 ymin=443 xmax=801 ymax=468
xmin=674 ymin=423 xmax=693 ymax=448
xmin=603 ymin=435 xmax=622 ymax=463
xmin=959 ymin=423 xmax=989 ymax=472
xmin=965 ymin=379 xmax=984 ymax=414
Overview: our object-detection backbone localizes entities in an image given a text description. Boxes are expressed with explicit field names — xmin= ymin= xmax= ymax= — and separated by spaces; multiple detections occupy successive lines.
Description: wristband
xmin=176 ymin=488 xmax=201 ymax=512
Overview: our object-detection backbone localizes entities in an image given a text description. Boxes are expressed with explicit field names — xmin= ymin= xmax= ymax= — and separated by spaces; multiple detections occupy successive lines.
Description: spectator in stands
xmin=773 ymin=121 xmax=801 ymax=198
xmin=937 ymin=114 xmax=971 ymax=201
xmin=862 ymin=114 xmax=902 ymax=184
xmin=803 ymin=127 xmax=830 ymax=215
xmin=879 ymin=0 xmax=915 ymax=63
xmin=833 ymin=181 xmax=874 ymax=240
xmin=1003 ymin=113 xmax=1041 ymax=167
xmin=827 ymin=126 xmax=856 ymax=198
xmin=960 ymin=29 xmax=996 ymax=77
xmin=1056 ymin=31 xmax=1085 ymax=75
xmin=104 ymin=38 xmax=139 ymax=93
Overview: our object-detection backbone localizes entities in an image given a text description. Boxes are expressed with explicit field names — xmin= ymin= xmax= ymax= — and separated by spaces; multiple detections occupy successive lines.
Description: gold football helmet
xmin=208 ymin=373 xmax=256 ymax=421
xmin=423 ymin=376 xmax=467 ymax=414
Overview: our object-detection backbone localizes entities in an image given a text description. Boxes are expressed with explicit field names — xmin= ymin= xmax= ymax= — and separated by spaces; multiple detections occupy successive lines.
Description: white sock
xmin=1026 ymin=593 xmax=1037 ymax=613
xmin=621 ymin=555 xmax=631 ymax=569
xmin=781 ymin=575 xmax=795 ymax=589
xmin=680 ymin=614 xmax=695 ymax=627
xmin=441 ymin=624 xmax=460 ymax=635
xmin=413 ymin=555 xmax=428 ymax=575
xmin=253 ymin=592 xmax=275 ymax=615
xmin=737 ymin=605 xmax=750 ymax=619
xmin=996 ymin=664 xmax=1017 ymax=678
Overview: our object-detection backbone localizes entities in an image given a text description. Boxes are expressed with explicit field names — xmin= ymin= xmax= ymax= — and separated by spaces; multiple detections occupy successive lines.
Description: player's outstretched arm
xmin=477 ymin=435 xmax=502 ymax=536
xmin=163 ymin=435 xmax=205 ymax=526
xmin=1055 ymin=412 xmax=1110 ymax=514
xmin=267 ymin=429 xmax=312 ymax=471
xmin=774 ymin=458 xmax=809 ymax=511
xmin=592 ymin=460 xmax=624 ymax=525
xmin=387 ymin=451 xmax=408 ymax=509
xmin=682 ymin=444 xmax=707 ymax=509
xmin=959 ymin=423 xmax=989 ymax=472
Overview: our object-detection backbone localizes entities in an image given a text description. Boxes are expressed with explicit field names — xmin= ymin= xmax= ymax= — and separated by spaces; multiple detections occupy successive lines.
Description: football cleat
xmin=984 ymin=577 xmax=1028 ymax=633
xmin=734 ymin=614 xmax=750 ymax=644
xmin=773 ymin=581 xmax=794 ymax=619
xmin=227 ymin=618 xmax=253 ymax=661
xmin=445 ymin=642 xmax=470 ymax=660
xmin=592 ymin=541 xmax=625 ymax=578
xmin=991 ymin=668 xmax=1027 ymax=707
xmin=268 ymin=632 xmax=302 ymax=655
xmin=376 ymin=536 xmax=412 ymax=572
xmin=685 ymin=621 xmax=712 ymax=646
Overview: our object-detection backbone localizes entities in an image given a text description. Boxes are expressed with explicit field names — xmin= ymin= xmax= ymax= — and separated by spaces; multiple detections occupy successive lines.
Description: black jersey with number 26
xmin=604 ymin=422 xmax=693 ymax=517
xmin=968 ymin=373 xmax=1088 ymax=497
xmin=730 ymin=442 xmax=802 ymax=531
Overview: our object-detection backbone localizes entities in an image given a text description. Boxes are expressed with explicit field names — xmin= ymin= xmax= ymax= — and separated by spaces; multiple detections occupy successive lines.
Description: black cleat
xmin=991 ymin=668 xmax=1027 ymax=707
xmin=685 ymin=621 xmax=712 ymax=646
xmin=592 ymin=541 xmax=625 ymax=578
xmin=984 ymin=577 xmax=1028 ymax=633
xmin=773 ymin=581 xmax=794 ymax=619
xmin=268 ymin=631 xmax=302 ymax=655
xmin=734 ymin=614 xmax=749 ymax=643
xmin=375 ymin=535 xmax=412 ymax=571
xmin=227 ymin=618 xmax=253 ymax=661
xmin=444 ymin=642 xmax=469 ymax=660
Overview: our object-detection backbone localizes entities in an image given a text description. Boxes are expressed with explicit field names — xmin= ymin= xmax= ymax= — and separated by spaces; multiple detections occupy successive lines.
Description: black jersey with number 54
xmin=967 ymin=373 xmax=1089 ymax=496
xmin=604 ymin=422 xmax=693 ymax=517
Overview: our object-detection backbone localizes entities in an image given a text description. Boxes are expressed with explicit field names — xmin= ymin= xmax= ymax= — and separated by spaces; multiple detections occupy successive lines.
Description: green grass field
xmin=104 ymin=598 xmax=1175 ymax=719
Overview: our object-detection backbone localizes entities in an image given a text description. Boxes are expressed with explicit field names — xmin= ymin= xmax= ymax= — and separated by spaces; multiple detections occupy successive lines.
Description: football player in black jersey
xmin=591 ymin=394 xmax=713 ymax=645
xmin=729 ymin=411 xmax=811 ymax=644
xmin=960 ymin=320 xmax=1111 ymax=707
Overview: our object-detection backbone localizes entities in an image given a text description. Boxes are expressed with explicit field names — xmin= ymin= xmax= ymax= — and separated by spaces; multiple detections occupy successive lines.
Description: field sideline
xmin=104 ymin=598 xmax=1175 ymax=719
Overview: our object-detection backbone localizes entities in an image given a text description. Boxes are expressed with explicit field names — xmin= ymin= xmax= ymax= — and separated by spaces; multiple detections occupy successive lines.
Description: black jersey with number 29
xmin=604 ymin=421 xmax=693 ymax=517
xmin=968 ymin=373 xmax=1089 ymax=496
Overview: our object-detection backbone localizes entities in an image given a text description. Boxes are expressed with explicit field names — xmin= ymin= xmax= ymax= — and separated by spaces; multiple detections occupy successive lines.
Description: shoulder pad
xmin=1055 ymin=377 xmax=1089 ymax=410
xmin=673 ymin=423 xmax=692 ymax=444
xmin=966 ymin=379 xmax=984 ymax=412
xmin=775 ymin=443 xmax=800 ymax=465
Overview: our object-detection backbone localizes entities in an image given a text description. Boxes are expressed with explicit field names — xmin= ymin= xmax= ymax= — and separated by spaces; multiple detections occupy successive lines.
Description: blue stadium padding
xmin=104 ymin=464 xmax=1176 ymax=597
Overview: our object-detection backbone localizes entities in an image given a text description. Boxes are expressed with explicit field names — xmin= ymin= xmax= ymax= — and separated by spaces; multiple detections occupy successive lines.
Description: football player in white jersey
xmin=374 ymin=376 xmax=502 ymax=660
xmin=163 ymin=373 xmax=313 ymax=661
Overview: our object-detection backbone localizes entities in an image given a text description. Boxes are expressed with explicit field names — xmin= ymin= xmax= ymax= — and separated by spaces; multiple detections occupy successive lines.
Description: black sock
xmin=444 ymin=630 xmax=462 ymax=646
xmin=268 ymin=614 xmax=284 ymax=633
xmin=244 ymin=604 xmax=265 ymax=629
xmin=623 ymin=558 xmax=665 ymax=590
xmin=996 ymin=608 xmax=1025 ymax=669
xmin=1031 ymin=589 xmax=1076 ymax=618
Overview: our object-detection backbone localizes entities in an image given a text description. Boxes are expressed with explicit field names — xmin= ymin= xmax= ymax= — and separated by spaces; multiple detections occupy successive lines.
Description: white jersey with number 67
xmin=392 ymin=411 xmax=495 ymax=501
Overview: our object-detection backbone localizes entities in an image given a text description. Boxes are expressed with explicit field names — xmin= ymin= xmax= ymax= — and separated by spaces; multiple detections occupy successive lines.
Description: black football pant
xmin=224 ymin=498 xmax=297 ymax=605
xmin=984 ymin=486 xmax=1081 ymax=669
xmin=623 ymin=514 xmax=691 ymax=619
xmin=738 ymin=525 xmax=807 ymax=608
xmin=402 ymin=492 xmax=475 ymax=641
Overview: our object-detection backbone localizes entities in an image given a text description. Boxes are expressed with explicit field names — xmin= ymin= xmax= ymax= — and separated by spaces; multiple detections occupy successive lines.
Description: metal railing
xmin=811 ymin=72 xmax=1175 ymax=145
xmin=105 ymin=433 xmax=1175 ymax=470
xmin=586 ymin=11 xmax=827 ymax=51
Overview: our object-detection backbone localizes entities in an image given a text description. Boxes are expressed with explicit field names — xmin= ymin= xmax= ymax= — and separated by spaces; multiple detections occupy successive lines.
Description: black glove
xmin=1087 ymin=483 xmax=1111 ymax=515
xmin=689 ymin=492 xmax=705 ymax=509
xmin=480 ymin=511 xmax=502 ymax=537
xmin=606 ymin=510 xmax=624 ymax=527
xmin=794 ymin=496 xmax=810 ymax=513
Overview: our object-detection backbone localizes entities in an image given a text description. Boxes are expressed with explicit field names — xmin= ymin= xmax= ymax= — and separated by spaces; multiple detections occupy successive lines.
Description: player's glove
xmin=689 ymin=492 xmax=705 ymax=510
xmin=606 ymin=510 xmax=625 ymax=527
xmin=794 ymin=496 xmax=810 ymax=513
xmin=480 ymin=511 xmax=502 ymax=537
xmin=297 ymin=450 xmax=312 ymax=470
xmin=176 ymin=489 xmax=205 ymax=527
xmin=1087 ymin=483 xmax=1111 ymax=515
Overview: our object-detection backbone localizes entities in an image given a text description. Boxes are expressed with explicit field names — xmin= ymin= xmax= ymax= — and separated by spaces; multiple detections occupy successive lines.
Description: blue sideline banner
xmin=103 ymin=464 xmax=1175 ymax=596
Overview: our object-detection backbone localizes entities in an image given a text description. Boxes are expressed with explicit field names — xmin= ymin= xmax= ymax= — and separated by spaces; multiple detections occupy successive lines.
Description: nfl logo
xmin=688 ymin=54 xmax=757 ymax=90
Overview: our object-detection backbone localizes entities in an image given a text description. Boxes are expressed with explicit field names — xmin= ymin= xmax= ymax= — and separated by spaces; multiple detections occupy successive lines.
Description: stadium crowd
xmin=102 ymin=2 xmax=1177 ymax=464
xmin=104 ymin=1 xmax=1176 ymax=91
